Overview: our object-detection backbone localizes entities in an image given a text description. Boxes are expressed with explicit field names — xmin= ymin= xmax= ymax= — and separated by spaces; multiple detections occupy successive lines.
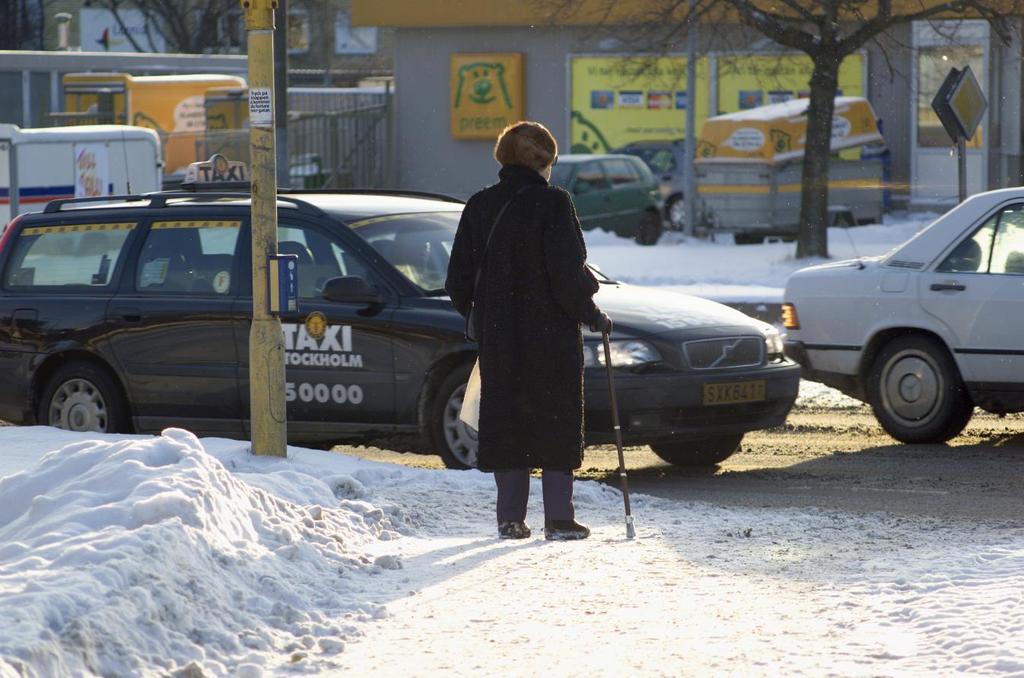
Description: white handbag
xmin=458 ymin=359 xmax=481 ymax=431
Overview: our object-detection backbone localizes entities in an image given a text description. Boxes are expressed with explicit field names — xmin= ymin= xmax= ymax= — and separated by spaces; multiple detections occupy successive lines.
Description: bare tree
xmin=537 ymin=0 xmax=1016 ymax=258
xmin=721 ymin=1 xmax=1014 ymax=258
xmin=92 ymin=0 xmax=239 ymax=53
xmin=0 ymin=0 xmax=44 ymax=49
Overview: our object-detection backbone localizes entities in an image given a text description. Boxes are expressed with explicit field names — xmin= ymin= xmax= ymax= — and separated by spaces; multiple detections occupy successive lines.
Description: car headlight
xmin=763 ymin=327 xmax=784 ymax=359
xmin=584 ymin=340 xmax=662 ymax=367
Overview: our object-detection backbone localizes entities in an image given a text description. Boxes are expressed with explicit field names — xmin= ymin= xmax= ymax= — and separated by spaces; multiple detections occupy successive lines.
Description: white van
xmin=0 ymin=124 xmax=162 ymax=225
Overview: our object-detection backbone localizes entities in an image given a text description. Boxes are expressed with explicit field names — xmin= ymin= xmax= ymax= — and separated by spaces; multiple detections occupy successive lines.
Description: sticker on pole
xmin=249 ymin=87 xmax=273 ymax=127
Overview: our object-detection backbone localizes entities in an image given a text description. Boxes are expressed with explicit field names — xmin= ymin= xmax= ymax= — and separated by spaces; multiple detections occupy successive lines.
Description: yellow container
xmin=62 ymin=72 xmax=247 ymax=177
xmin=694 ymin=97 xmax=887 ymax=235
xmin=695 ymin=96 xmax=883 ymax=165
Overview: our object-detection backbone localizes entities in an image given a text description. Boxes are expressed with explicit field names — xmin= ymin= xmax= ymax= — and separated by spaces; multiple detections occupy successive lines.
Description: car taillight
xmin=0 ymin=215 xmax=22 ymax=256
xmin=781 ymin=302 xmax=800 ymax=330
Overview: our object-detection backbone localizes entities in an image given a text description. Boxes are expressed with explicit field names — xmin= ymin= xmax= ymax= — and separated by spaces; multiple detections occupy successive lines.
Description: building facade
xmin=355 ymin=1 xmax=1024 ymax=210
xmin=37 ymin=0 xmax=392 ymax=85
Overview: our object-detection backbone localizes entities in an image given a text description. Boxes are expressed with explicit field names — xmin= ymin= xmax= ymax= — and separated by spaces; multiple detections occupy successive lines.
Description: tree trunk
xmin=796 ymin=56 xmax=841 ymax=259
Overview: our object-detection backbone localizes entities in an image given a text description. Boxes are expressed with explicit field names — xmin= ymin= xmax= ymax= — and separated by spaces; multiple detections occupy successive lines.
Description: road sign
xmin=930 ymin=66 xmax=987 ymax=203
xmin=948 ymin=66 xmax=986 ymax=141
xmin=931 ymin=66 xmax=987 ymax=143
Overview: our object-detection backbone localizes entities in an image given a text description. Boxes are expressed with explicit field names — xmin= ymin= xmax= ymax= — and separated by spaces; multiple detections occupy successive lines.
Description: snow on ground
xmin=795 ymin=379 xmax=864 ymax=410
xmin=584 ymin=213 xmax=939 ymax=303
xmin=2 ymin=427 xmax=1022 ymax=676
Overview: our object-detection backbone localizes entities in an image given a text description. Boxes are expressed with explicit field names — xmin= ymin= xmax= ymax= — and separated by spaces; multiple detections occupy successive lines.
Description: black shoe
xmin=544 ymin=519 xmax=590 ymax=541
xmin=498 ymin=521 xmax=531 ymax=539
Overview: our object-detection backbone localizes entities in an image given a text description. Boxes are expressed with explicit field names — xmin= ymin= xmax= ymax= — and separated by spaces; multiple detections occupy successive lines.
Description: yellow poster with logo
xmin=716 ymin=54 xmax=864 ymax=113
xmin=569 ymin=56 xmax=711 ymax=154
xmin=450 ymin=53 xmax=525 ymax=140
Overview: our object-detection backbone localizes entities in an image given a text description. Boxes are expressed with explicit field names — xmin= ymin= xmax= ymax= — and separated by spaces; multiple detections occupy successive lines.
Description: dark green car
xmin=550 ymin=154 xmax=664 ymax=245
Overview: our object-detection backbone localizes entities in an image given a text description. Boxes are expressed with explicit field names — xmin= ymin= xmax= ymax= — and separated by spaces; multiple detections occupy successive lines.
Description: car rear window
xmin=3 ymin=222 xmax=135 ymax=288
xmin=602 ymin=158 xmax=639 ymax=185
xmin=630 ymin=148 xmax=676 ymax=174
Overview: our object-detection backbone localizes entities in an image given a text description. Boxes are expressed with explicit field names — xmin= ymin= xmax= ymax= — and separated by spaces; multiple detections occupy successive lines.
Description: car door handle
xmin=110 ymin=306 xmax=143 ymax=323
xmin=930 ymin=282 xmax=966 ymax=292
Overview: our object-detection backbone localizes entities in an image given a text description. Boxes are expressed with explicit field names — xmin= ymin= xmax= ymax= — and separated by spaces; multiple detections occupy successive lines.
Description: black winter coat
xmin=446 ymin=164 xmax=601 ymax=471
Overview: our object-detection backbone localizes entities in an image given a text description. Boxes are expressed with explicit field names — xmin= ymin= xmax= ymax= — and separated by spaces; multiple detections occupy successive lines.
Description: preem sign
xmin=450 ymin=53 xmax=524 ymax=140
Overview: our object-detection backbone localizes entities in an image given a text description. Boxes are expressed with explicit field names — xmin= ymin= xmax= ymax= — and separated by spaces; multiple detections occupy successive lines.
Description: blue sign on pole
xmin=268 ymin=254 xmax=299 ymax=315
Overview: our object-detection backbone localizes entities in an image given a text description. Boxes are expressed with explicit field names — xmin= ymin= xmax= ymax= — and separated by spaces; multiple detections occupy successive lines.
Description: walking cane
xmin=602 ymin=330 xmax=636 ymax=539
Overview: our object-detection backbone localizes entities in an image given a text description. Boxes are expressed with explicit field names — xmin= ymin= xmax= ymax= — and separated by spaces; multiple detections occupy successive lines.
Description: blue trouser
xmin=494 ymin=469 xmax=575 ymax=523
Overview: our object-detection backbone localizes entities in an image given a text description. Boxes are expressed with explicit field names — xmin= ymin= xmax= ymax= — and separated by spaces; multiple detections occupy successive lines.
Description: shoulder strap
xmin=471 ymin=186 xmax=530 ymax=293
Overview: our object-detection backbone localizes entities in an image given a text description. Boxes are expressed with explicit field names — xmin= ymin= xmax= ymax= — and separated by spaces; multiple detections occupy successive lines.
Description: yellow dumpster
xmin=60 ymin=72 xmax=247 ymax=179
xmin=203 ymin=86 xmax=251 ymax=164
xmin=695 ymin=96 xmax=886 ymax=242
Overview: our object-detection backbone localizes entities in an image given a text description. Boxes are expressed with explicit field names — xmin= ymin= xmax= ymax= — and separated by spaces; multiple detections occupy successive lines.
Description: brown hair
xmin=494 ymin=121 xmax=557 ymax=172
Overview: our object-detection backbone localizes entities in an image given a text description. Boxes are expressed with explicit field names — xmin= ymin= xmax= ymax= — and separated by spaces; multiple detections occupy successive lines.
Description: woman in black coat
xmin=445 ymin=121 xmax=611 ymax=541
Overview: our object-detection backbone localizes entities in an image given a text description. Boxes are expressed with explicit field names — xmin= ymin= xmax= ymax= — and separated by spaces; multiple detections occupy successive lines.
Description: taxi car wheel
xmin=430 ymin=363 xmax=479 ymax=470
xmin=867 ymin=335 xmax=973 ymax=444
xmin=635 ymin=212 xmax=663 ymax=246
xmin=649 ymin=434 xmax=743 ymax=467
xmin=37 ymin=362 xmax=130 ymax=434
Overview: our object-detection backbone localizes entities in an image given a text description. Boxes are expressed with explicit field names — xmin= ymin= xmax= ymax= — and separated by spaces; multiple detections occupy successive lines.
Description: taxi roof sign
xmin=183 ymin=154 xmax=250 ymax=187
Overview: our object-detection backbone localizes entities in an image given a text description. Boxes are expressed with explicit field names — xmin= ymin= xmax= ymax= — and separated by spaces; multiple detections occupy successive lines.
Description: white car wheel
xmin=879 ymin=350 xmax=943 ymax=425
xmin=867 ymin=335 xmax=973 ymax=444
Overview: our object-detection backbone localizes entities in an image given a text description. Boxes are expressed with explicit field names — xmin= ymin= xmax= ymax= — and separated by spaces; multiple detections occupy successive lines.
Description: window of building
xmin=219 ymin=9 xmax=309 ymax=54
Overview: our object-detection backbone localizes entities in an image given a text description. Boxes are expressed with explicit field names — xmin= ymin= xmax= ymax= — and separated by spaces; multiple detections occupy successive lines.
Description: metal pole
xmin=957 ymin=136 xmax=967 ymax=203
xmin=273 ymin=0 xmax=290 ymax=188
xmin=601 ymin=331 xmax=636 ymax=540
xmin=242 ymin=0 xmax=288 ymax=457
xmin=684 ymin=0 xmax=698 ymax=236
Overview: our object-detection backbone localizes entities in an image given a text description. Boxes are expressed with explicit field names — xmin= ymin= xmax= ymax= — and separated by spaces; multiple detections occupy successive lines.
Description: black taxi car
xmin=0 ymin=189 xmax=800 ymax=468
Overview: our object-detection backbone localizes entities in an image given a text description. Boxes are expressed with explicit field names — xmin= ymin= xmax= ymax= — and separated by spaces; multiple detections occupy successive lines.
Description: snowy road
xmin=345 ymin=396 xmax=1024 ymax=523
xmin=325 ymin=407 xmax=1024 ymax=674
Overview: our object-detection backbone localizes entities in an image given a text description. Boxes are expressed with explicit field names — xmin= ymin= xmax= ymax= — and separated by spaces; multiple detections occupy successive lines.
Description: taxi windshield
xmin=350 ymin=211 xmax=460 ymax=294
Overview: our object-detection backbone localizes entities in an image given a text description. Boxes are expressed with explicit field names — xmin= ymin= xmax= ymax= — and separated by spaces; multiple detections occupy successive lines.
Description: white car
xmin=783 ymin=187 xmax=1024 ymax=443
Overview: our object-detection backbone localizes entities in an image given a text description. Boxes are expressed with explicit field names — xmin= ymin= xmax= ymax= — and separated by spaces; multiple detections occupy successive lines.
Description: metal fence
xmin=200 ymin=86 xmax=392 ymax=189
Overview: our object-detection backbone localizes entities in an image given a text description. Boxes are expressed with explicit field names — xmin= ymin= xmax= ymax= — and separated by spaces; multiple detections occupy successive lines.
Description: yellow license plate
xmin=703 ymin=380 xmax=766 ymax=406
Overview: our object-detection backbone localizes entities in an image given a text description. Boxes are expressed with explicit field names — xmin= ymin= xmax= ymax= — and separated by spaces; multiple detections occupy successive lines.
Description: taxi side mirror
xmin=322 ymin=276 xmax=384 ymax=305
